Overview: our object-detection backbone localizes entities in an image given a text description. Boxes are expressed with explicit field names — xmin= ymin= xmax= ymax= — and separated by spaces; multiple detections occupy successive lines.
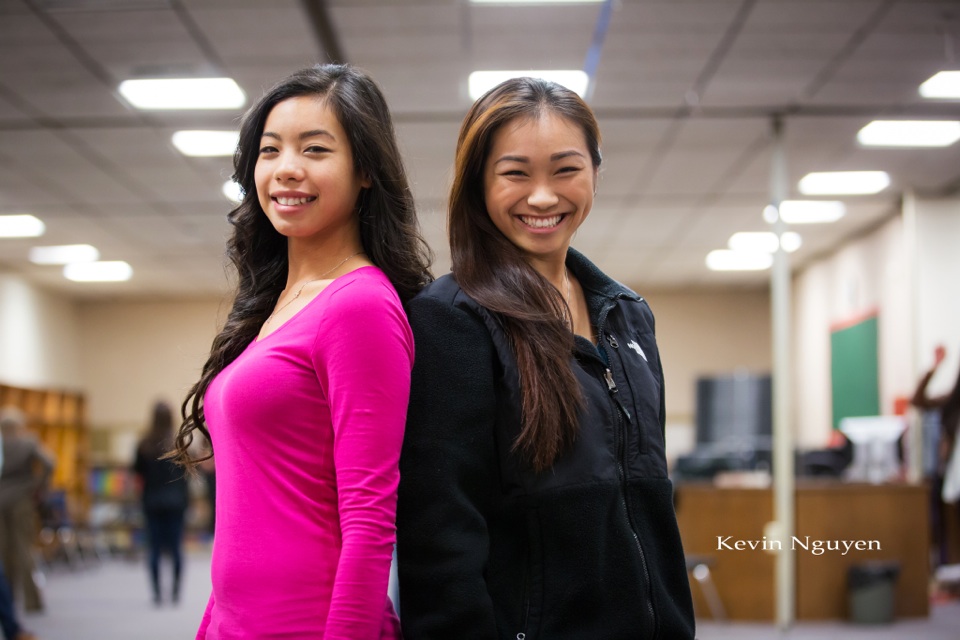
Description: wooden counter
xmin=674 ymin=481 xmax=929 ymax=621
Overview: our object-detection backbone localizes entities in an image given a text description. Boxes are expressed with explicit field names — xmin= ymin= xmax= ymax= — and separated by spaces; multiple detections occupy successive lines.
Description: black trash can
xmin=847 ymin=561 xmax=900 ymax=624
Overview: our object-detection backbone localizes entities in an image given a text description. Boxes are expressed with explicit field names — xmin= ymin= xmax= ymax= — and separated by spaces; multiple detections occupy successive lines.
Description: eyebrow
xmin=494 ymin=150 xmax=587 ymax=164
xmin=261 ymin=129 xmax=336 ymax=142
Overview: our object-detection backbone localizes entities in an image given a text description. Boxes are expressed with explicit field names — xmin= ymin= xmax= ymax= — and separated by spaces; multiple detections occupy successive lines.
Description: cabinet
xmin=0 ymin=383 xmax=89 ymax=523
xmin=674 ymin=480 xmax=929 ymax=621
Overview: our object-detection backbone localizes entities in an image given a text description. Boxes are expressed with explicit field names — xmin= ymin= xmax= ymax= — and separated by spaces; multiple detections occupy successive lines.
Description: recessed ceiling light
xmin=64 ymin=261 xmax=133 ymax=282
xmin=118 ymin=78 xmax=246 ymax=110
xmin=468 ymin=70 xmax=589 ymax=100
xmin=919 ymin=71 xmax=960 ymax=99
xmin=222 ymin=180 xmax=244 ymax=203
xmin=705 ymin=250 xmax=773 ymax=271
xmin=857 ymin=120 xmax=960 ymax=147
xmin=729 ymin=232 xmax=780 ymax=254
xmin=798 ymin=171 xmax=890 ymax=196
xmin=29 ymin=244 xmax=100 ymax=265
xmin=728 ymin=232 xmax=802 ymax=254
xmin=780 ymin=231 xmax=802 ymax=253
xmin=172 ymin=130 xmax=240 ymax=157
xmin=0 ymin=214 xmax=45 ymax=238
xmin=777 ymin=200 xmax=846 ymax=224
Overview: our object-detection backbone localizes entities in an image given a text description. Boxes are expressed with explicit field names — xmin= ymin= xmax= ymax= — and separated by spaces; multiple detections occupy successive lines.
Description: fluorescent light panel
xmin=777 ymin=200 xmax=846 ymax=224
xmin=469 ymin=70 xmax=589 ymax=100
xmin=172 ymin=130 xmax=240 ymax=157
xmin=857 ymin=120 xmax=960 ymax=147
xmin=919 ymin=71 xmax=960 ymax=99
xmin=706 ymin=250 xmax=773 ymax=272
xmin=30 ymin=244 xmax=99 ymax=265
xmin=118 ymin=78 xmax=246 ymax=110
xmin=798 ymin=171 xmax=889 ymax=196
xmin=0 ymin=214 xmax=45 ymax=238
xmin=64 ymin=261 xmax=133 ymax=282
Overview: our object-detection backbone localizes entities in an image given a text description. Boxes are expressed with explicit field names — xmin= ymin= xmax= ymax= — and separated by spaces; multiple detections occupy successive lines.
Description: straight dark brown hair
xmin=449 ymin=77 xmax=602 ymax=472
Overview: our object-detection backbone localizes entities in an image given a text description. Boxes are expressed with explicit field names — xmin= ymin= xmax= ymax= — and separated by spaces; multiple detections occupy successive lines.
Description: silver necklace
xmin=264 ymin=251 xmax=364 ymax=326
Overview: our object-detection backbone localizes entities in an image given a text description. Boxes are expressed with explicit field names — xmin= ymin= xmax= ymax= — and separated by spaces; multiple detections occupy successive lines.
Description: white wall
xmin=0 ymin=273 xmax=82 ymax=389
xmin=77 ymin=298 xmax=226 ymax=432
xmin=789 ymin=194 xmax=960 ymax=477
xmin=914 ymin=195 xmax=960 ymax=395
xmin=645 ymin=288 xmax=772 ymax=461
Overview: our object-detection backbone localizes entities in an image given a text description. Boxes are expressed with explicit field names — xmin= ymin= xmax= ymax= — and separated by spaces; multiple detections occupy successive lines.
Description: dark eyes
xmin=498 ymin=166 xmax=581 ymax=177
xmin=258 ymin=144 xmax=331 ymax=155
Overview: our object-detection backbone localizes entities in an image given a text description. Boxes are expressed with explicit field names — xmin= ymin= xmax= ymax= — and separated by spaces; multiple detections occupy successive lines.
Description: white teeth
xmin=275 ymin=196 xmax=311 ymax=206
xmin=520 ymin=215 xmax=562 ymax=229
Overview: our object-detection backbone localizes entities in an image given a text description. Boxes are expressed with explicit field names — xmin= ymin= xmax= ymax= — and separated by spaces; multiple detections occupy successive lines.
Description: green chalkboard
xmin=830 ymin=315 xmax=880 ymax=429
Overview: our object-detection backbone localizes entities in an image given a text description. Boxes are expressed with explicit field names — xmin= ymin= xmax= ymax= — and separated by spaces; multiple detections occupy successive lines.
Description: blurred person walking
xmin=0 ymin=407 xmax=53 ymax=614
xmin=134 ymin=401 xmax=189 ymax=605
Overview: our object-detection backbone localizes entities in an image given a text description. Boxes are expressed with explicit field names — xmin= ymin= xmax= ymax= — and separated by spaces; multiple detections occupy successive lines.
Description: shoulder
xmin=321 ymin=266 xmax=406 ymax=318
xmin=406 ymin=274 xmax=496 ymax=351
xmin=407 ymin=273 xmax=488 ymax=330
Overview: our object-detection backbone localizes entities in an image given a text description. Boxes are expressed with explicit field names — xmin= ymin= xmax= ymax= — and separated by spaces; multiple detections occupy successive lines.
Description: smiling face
xmin=483 ymin=111 xmax=597 ymax=270
xmin=254 ymin=95 xmax=370 ymax=248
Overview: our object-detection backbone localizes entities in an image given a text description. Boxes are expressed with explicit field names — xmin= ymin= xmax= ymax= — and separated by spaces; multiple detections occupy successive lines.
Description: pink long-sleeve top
xmin=197 ymin=266 xmax=411 ymax=639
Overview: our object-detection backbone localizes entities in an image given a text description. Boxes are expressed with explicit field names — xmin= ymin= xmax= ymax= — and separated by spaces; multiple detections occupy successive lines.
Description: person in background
xmin=196 ymin=438 xmax=215 ymax=539
xmin=396 ymin=77 xmax=695 ymax=638
xmin=0 ymin=407 xmax=53 ymax=614
xmin=912 ymin=345 xmax=960 ymax=564
xmin=133 ymin=400 xmax=189 ymax=605
xmin=0 ymin=408 xmax=39 ymax=640
xmin=171 ymin=63 xmax=432 ymax=639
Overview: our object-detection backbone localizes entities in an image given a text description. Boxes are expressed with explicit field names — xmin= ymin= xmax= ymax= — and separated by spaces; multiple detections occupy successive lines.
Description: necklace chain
xmin=265 ymin=251 xmax=364 ymax=326
xmin=562 ymin=267 xmax=573 ymax=330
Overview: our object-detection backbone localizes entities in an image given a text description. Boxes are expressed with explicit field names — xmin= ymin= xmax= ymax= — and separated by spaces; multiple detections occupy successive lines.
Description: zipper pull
xmin=606 ymin=332 xmax=619 ymax=349
xmin=604 ymin=368 xmax=617 ymax=393
xmin=605 ymin=368 xmax=632 ymax=421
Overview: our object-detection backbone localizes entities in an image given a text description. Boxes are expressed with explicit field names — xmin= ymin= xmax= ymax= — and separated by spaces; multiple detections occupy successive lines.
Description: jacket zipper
xmin=517 ymin=566 xmax=530 ymax=640
xmin=603 ymin=357 xmax=659 ymax=639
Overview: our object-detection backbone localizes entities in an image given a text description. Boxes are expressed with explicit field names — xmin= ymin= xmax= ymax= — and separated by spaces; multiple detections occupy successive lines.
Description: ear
xmin=359 ymin=171 xmax=372 ymax=189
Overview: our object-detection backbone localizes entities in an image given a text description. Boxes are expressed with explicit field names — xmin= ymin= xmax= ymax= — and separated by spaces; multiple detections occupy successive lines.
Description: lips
xmin=518 ymin=214 xmax=565 ymax=229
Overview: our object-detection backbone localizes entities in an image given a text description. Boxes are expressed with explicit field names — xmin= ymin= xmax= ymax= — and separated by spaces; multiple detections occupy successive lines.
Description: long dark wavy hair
xmin=449 ymin=77 xmax=602 ymax=472
xmin=172 ymin=64 xmax=433 ymax=466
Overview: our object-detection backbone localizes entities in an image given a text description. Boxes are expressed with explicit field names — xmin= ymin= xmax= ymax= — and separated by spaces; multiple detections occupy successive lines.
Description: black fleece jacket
xmin=396 ymin=249 xmax=695 ymax=640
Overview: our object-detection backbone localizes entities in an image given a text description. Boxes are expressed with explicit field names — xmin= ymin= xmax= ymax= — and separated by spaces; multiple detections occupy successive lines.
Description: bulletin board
xmin=830 ymin=314 xmax=880 ymax=429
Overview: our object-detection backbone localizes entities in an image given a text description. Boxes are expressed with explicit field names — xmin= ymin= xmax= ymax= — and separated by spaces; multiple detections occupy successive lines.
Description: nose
xmin=274 ymin=152 xmax=305 ymax=182
xmin=527 ymin=181 xmax=559 ymax=211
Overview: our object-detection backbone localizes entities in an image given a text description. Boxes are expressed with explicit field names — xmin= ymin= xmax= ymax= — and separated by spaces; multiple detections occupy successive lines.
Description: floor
xmin=14 ymin=547 xmax=960 ymax=639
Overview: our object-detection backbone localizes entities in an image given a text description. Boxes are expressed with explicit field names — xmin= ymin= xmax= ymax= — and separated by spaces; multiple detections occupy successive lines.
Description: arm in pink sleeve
xmin=314 ymin=281 xmax=413 ymax=639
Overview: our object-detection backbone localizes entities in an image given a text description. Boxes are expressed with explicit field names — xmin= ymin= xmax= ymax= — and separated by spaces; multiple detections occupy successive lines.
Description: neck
xmin=526 ymin=253 xmax=569 ymax=293
xmin=285 ymin=235 xmax=365 ymax=285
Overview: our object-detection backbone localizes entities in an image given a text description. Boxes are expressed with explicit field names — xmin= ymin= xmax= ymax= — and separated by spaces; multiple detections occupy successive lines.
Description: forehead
xmin=489 ymin=112 xmax=588 ymax=156
xmin=262 ymin=95 xmax=345 ymax=136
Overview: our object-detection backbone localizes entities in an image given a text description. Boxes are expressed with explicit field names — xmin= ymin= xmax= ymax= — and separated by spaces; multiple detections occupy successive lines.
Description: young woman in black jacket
xmin=396 ymin=77 xmax=696 ymax=639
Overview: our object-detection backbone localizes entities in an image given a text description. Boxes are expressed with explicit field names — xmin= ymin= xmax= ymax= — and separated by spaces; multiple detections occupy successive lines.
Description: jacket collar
xmin=566 ymin=247 xmax=642 ymax=307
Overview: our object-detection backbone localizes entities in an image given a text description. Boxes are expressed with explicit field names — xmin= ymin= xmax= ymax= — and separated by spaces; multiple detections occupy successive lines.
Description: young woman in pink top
xmin=171 ymin=64 xmax=432 ymax=639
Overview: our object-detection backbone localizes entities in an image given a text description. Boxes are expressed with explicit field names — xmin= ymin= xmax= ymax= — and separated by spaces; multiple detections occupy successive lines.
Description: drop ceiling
xmin=0 ymin=0 xmax=958 ymax=299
